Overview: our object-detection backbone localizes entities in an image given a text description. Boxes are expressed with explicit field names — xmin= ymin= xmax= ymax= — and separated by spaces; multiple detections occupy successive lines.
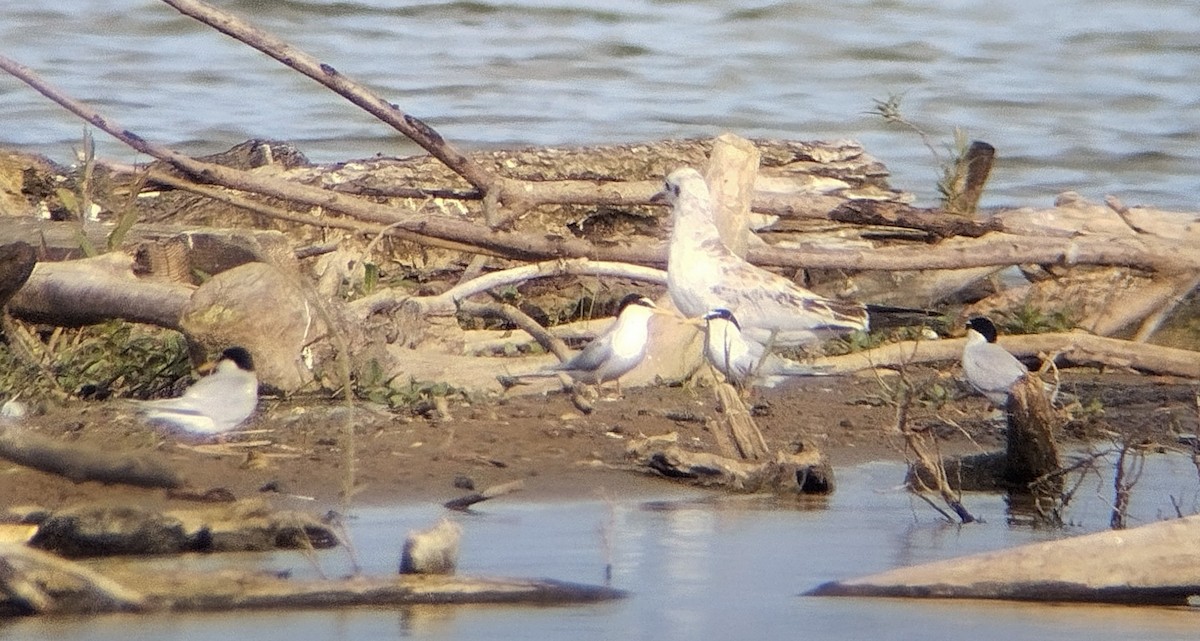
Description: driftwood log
xmin=806 ymin=513 xmax=1200 ymax=605
xmin=1004 ymin=374 xmax=1061 ymax=490
xmin=0 ymin=0 xmax=1197 ymax=401
xmin=627 ymin=434 xmax=834 ymax=495
xmin=0 ymin=426 xmax=182 ymax=489
xmin=25 ymin=501 xmax=338 ymax=558
xmin=0 ymin=241 xmax=35 ymax=309
xmin=0 ymin=543 xmax=623 ymax=617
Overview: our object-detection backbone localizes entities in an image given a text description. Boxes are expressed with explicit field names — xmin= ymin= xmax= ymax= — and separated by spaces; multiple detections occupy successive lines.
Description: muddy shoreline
xmin=2 ymin=369 xmax=1194 ymax=517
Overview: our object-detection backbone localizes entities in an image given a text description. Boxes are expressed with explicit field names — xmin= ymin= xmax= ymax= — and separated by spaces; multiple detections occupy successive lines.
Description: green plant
xmin=1001 ymin=304 xmax=1076 ymax=335
xmin=0 ymin=321 xmax=191 ymax=403
xmin=870 ymin=93 xmax=980 ymax=216
xmin=356 ymin=359 xmax=462 ymax=411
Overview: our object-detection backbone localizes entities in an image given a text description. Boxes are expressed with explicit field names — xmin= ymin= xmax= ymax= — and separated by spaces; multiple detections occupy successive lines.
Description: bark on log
xmin=1004 ymin=375 xmax=1061 ymax=491
xmin=806 ymin=513 xmax=1200 ymax=605
xmin=0 ymin=543 xmax=623 ymax=617
xmin=0 ymin=425 xmax=183 ymax=489
xmin=9 ymin=252 xmax=191 ymax=330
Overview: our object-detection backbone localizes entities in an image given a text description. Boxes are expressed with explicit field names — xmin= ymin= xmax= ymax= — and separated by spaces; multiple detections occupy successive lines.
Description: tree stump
xmin=1004 ymin=374 xmax=1060 ymax=491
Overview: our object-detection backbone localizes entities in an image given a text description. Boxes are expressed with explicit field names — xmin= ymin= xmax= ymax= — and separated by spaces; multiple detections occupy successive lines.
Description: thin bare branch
xmin=1104 ymin=195 xmax=1148 ymax=234
xmin=457 ymin=300 xmax=570 ymax=361
xmin=811 ymin=332 xmax=1200 ymax=379
xmin=351 ymin=258 xmax=667 ymax=316
xmin=159 ymin=0 xmax=495 ymax=193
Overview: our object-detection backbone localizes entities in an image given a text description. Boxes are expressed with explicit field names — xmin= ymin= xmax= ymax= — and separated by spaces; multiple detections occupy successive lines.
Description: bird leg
xmin=752 ymin=329 xmax=779 ymax=377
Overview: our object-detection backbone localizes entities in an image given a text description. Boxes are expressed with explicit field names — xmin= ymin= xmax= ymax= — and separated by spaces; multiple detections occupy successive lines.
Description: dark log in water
xmin=0 ymin=544 xmax=625 ymax=617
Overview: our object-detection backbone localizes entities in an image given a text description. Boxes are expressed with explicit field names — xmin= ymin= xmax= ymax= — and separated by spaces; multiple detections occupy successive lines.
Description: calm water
xmin=0 ymin=0 xmax=1198 ymax=209
xmin=6 ymin=457 xmax=1200 ymax=640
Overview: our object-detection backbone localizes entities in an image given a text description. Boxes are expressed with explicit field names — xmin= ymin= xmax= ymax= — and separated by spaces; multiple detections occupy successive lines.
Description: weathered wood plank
xmin=806 ymin=514 xmax=1200 ymax=605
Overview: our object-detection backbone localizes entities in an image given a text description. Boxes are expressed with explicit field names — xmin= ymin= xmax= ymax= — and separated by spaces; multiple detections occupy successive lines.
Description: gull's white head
xmin=653 ymin=168 xmax=710 ymax=211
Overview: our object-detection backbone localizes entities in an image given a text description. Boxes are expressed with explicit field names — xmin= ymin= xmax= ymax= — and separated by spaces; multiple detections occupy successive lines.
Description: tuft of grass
xmin=356 ymin=359 xmax=463 ymax=412
xmin=1000 ymin=304 xmax=1076 ymax=335
xmin=869 ymin=93 xmax=978 ymax=216
xmin=0 ymin=320 xmax=192 ymax=404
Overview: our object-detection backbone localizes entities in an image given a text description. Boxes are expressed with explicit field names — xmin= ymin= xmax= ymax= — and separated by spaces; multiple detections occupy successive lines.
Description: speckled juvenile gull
xmin=657 ymin=167 xmax=868 ymax=347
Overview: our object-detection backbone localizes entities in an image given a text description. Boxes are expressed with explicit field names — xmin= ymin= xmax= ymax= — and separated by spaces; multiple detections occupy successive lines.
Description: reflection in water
xmin=7 ymin=456 xmax=1200 ymax=641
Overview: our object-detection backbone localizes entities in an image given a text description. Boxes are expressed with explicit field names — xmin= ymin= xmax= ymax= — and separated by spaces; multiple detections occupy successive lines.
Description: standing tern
xmin=702 ymin=308 xmax=829 ymax=388
xmin=961 ymin=316 xmax=1029 ymax=407
xmin=135 ymin=346 xmax=259 ymax=435
xmin=522 ymin=294 xmax=661 ymax=395
xmin=656 ymin=167 xmax=869 ymax=347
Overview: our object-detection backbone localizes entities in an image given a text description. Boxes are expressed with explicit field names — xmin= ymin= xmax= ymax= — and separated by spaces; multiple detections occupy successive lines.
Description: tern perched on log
xmin=961 ymin=316 xmax=1030 ymax=406
xmin=134 ymin=346 xmax=259 ymax=435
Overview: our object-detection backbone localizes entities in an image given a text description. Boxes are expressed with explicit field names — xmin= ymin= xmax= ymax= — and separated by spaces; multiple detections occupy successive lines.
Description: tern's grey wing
xmin=180 ymin=370 xmax=258 ymax=429
xmin=136 ymin=395 xmax=204 ymax=414
xmin=555 ymin=333 xmax=614 ymax=375
xmin=963 ymin=342 xmax=1027 ymax=393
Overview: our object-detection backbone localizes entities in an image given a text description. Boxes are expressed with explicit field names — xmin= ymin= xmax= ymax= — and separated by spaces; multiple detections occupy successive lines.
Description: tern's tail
xmin=864 ymin=304 xmax=943 ymax=330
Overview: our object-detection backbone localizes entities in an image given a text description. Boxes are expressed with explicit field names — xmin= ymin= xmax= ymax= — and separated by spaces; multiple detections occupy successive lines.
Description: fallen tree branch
xmin=0 ymin=544 xmax=147 ymax=616
xmin=747 ymin=231 xmax=1196 ymax=273
xmin=456 ymin=301 xmax=570 ymax=361
xmin=1132 ymin=272 xmax=1200 ymax=343
xmin=159 ymin=0 xmax=664 ymax=226
xmin=351 ymin=258 xmax=668 ymax=316
xmin=756 ymin=198 xmax=1003 ymax=239
xmin=0 ymin=543 xmax=622 ymax=616
xmin=0 ymin=426 xmax=183 ymax=489
xmin=132 ymin=167 xmax=508 ymax=258
xmin=811 ymin=333 xmax=1200 ymax=379
xmin=8 ymin=252 xmax=191 ymax=329
xmin=159 ymin=0 xmax=495 ymax=194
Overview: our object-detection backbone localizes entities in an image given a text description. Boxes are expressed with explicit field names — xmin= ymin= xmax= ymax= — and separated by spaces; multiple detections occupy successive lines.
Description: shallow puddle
xmin=8 ymin=456 xmax=1200 ymax=640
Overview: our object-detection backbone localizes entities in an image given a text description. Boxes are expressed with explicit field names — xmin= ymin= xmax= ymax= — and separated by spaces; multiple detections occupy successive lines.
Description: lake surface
xmin=0 ymin=0 xmax=1197 ymax=209
xmin=6 ymin=456 xmax=1200 ymax=640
